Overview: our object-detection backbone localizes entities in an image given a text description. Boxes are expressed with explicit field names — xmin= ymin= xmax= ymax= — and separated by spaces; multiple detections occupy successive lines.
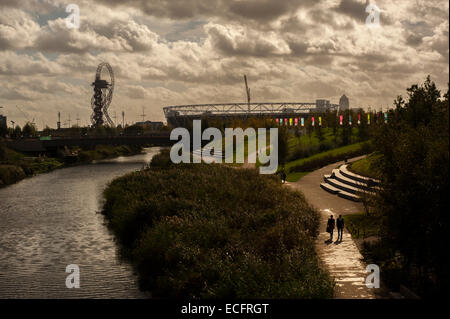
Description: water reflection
xmin=0 ymin=147 xmax=161 ymax=298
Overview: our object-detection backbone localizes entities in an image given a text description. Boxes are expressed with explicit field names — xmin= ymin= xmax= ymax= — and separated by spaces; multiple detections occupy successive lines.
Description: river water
xmin=0 ymin=147 xmax=161 ymax=298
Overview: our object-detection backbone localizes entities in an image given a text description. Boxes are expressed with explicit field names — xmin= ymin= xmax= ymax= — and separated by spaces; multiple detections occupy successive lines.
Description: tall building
xmin=339 ymin=94 xmax=350 ymax=111
xmin=0 ymin=115 xmax=7 ymax=130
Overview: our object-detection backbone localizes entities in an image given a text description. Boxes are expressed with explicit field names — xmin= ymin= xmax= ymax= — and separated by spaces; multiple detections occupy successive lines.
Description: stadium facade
xmin=164 ymin=96 xmax=349 ymax=127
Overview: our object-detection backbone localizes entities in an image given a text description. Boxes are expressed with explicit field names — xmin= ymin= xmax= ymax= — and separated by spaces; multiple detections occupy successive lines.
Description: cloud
xmin=334 ymin=0 xmax=368 ymax=22
xmin=205 ymin=23 xmax=292 ymax=57
xmin=0 ymin=0 xmax=448 ymax=128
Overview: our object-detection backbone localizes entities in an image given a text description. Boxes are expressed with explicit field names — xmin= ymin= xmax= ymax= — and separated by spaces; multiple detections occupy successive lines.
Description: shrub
xmin=102 ymin=154 xmax=334 ymax=298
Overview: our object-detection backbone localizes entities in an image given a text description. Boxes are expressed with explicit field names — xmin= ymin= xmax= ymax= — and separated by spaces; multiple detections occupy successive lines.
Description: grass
xmin=287 ymin=127 xmax=362 ymax=161
xmin=348 ymin=153 xmax=382 ymax=179
xmin=345 ymin=212 xmax=381 ymax=239
xmin=282 ymin=141 xmax=372 ymax=182
xmin=286 ymin=171 xmax=309 ymax=182
xmin=102 ymin=150 xmax=334 ymax=299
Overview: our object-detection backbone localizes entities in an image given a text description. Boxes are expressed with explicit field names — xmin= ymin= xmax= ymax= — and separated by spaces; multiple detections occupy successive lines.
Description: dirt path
xmin=286 ymin=156 xmax=378 ymax=299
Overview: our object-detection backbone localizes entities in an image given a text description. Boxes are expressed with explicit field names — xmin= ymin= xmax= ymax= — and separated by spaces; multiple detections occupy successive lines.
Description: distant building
xmin=316 ymin=99 xmax=330 ymax=111
xmin=0 ymin=115 xmax=7 ymax=129
xmin=339 ymin=95 xmax=350 ymax=111
xmin=135 ymin=120 xmax=164 ymax=131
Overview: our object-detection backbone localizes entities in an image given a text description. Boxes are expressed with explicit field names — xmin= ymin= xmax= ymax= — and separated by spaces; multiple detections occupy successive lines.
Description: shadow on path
xmin=286 ymin=156 xmax=378 ymax=299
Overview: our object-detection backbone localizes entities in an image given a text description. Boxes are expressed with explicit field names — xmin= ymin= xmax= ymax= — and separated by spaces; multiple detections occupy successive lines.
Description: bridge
xmin=6 ymin=133 xmax=173 ymax=154
xmin=163 ymin=102 xmax=339 ymax=126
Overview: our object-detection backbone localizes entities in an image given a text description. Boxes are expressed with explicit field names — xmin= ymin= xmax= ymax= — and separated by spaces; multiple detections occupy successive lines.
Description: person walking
xmin=282 ymin=171 xmax=287 ymax=184
xmin=327 ymin=215 xmax=335 ymax=241
xmin=336 ymin=215 xmax=345 ymax=241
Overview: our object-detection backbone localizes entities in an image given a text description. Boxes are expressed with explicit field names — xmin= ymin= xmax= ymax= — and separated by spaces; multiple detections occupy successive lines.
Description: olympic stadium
xmin=163 ymin=96 xmax=349 ymax=127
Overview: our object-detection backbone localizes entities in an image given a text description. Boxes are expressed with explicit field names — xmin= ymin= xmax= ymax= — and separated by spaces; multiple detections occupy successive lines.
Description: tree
xmin=357 ymin=109 xmax=369 ymax=141
xmin=42 ymin=126 xmax=52 ymax=136
xmin=13 ymin=125 xmax=22 ymax=139
xmin=340 ymin=111 xmax=352 ymax=146
xmin=277 ymin=126 xmax=289 ymax=167
xmin=22 ymin=122 xmax=37 ymax=137
xmin=373 ymin=76 xmax=449 ymax=297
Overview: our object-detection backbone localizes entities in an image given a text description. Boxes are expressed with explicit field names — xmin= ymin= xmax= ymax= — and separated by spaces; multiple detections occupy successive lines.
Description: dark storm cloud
xmin=97 ymin=0 xmax=319 ymax=22
xmin=334 ymin=0 xmax=368 ymax=22
xmin=0 ymin=0 xmax=25 ymax=8
xmin=406 ymin=33 xmax=423 ymax=47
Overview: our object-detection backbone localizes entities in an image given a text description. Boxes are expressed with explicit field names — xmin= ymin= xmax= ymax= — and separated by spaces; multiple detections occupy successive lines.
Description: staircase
xmin=320 ymin=164 xmax=380 ymax=202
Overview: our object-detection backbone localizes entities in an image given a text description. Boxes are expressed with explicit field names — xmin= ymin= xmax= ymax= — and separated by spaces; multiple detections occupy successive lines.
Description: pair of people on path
xmin=327 ymin=215 xmax=344 ymax=241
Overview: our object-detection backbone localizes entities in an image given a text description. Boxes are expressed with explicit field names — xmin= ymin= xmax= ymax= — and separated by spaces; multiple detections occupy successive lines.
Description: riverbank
xmin=0 ymin=142 xmax=142 ymax=188
xmin=102 ymin=150 xmax=334 ymax=298
xmin=0 ymin=148 xmax=159 ymax=298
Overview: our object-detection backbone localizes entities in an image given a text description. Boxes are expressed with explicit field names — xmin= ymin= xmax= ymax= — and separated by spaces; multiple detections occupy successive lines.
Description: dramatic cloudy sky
xmin=0 ymin=0 xmax=448 ymax=128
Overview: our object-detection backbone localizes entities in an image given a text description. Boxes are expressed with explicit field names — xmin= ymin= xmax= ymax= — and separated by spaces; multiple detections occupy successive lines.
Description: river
xmin=0 ymin=147 xmax=161 ymax=298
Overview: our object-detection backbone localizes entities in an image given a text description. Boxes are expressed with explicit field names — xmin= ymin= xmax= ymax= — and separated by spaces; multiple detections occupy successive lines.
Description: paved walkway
xmin=286 ymin=157 xmax=377 ymax=299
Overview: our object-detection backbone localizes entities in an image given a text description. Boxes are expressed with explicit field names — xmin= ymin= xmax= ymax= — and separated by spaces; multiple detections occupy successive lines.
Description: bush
xmin=102 ymin=154 xmax=334 ymax=298
xmin=0 ymin=164 xmax=26 ymax=186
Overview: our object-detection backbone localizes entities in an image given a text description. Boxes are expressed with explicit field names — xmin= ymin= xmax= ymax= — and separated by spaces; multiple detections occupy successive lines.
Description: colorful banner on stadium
xmin=289 ymin=118 xmax=293 ymax=126
xmin=319 ymin=116 xmax=322 ymax=126
xmin=368 ymin=114 xmax=371 ymax=125
xmin=349 ymin=115 xmax=352 ymax=125
xmin=339 ymin=115 xmax=343 ymax=125
xmin=358 ymin=114 xmax=361 ymax=125
xmin=301 ymin=117 xmax=304 ymax=127
xmin=311 ymin=117 xmax=315 ymax=126
xmin=294 ymin=118 xmax=298 ymax=126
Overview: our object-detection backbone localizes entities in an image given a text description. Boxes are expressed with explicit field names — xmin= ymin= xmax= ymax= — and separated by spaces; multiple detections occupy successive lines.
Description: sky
xmin=0 ymin=0 xmax=448 ymax=129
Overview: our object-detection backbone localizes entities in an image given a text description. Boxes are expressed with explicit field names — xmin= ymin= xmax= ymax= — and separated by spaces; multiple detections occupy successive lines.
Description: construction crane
xmin=15 ymin=105 xmax=35 ymax=126
xmin=244 ymin=75 xmax=251 ymax=113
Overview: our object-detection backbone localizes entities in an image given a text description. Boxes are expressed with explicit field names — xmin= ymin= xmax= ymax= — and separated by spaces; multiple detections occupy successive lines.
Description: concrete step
xmin=332 ymin=169 xmax=373 ymax=191
xmin=192 ymin=148 xmax=224 ymax=159
xmin=320 ymin=182 xmax=340 ymax=195
xmin=337 ymin=190 xmax=361 ymax=202
xmin=340 ymin=164 xmax=380 ymax=186
xmin=326 ymin=177 xmax=365 ymax=195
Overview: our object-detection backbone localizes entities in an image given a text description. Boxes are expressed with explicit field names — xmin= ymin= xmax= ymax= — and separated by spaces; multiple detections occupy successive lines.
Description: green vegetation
xmin=0 ymin=164 xmax=26 ymax=186
xmin=345 ymin=212 xmax=381 ymax=240
xmin=283 ymin=141 xmax=372 ymax=182
xmin=0 ymin=142 xmax=62 ymax=186
xmin=76 ymin=145 xmax=142 ymax=162
xmin=277 ymin=116 xmax=373 ymax=181
xmin=102 ymin=150 xmax=334 ymax=298
xmin=286 ymin=172 xmax=309 ymax=183
xmin=365 ymin=76 xmax=449 ymax=297
xmin=348 ymin=153 xmax=382 ymax=179
xmin=0 ymin=140 xmax=142 ymax=187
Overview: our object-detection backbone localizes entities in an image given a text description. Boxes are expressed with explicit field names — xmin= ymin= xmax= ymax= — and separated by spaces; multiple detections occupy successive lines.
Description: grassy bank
xmin=0 ymin=164 xmax=26 ymax=186
xmin=102 ymin=150 xmax=334 ymax=298
xmin=348 ymin=153 xmax=382 ymax=179
xmin=282 ymin=141 xmax=372 ymax=182
xmin=345 ymin=212 xmax=381 ymax=240
xmin=0 ymin=142 xmax=142 ymax=187
xmin=287 ymin=127 xmax=362 ymax=162
xmin=76 ymin=145 xmax=142 ymax=162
